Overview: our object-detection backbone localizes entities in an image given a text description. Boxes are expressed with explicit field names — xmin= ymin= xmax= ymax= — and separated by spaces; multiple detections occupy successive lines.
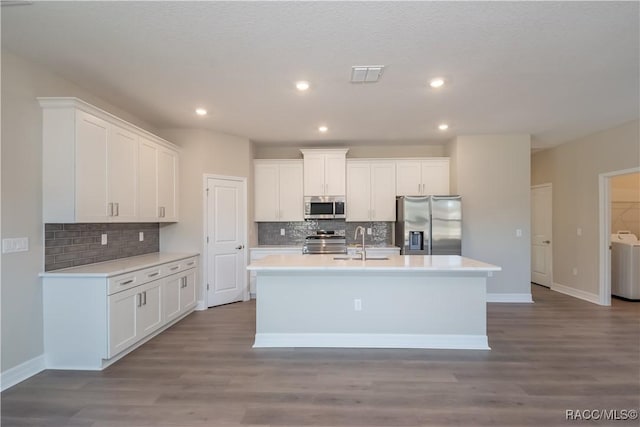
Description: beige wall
xmin=254 ymin=143 xmax=447 ymax=159
xmin=157 ymin=128 xmax=252 ymax=304
xmin=531 ymin=120 xmax=640 ymax=295
xmin=449 ymin=134 xmax=532 ymax=296
xmin=0 ymin=49 xmax=160 ymax=373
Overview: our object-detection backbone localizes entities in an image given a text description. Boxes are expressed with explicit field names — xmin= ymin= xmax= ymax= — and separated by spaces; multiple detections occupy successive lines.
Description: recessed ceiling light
xmin=195 ymin=108 xmax=207 ymax=116
xmin=318 ymin=126 xmax=328 ymax=133
xmin=296 ymin=81 xmax=310 ymax=91
xmin=438 ymin=123 xmax=449 ymax=131
xmin=430 ymin=78 xmax=445 ymax=88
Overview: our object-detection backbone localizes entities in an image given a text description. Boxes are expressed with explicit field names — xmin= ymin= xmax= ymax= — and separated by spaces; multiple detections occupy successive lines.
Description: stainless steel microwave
xmin=304 ymin=196 xmax=346 ymax=220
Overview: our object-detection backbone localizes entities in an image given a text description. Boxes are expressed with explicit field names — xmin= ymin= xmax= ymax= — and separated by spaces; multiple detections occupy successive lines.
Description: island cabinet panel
xmin=301 ymin=149 xmax=348 ymax=196
xmin=248 ymin=254 xmax=501 ymax=350
xmin=254 ymin=160 xmax=303 ymax=221
xmin=42 ymin=254 xmax=199 ymax=370
xmin=39 ymin=97 xmax=180 ymax=223
xmin=395 ymin=158 xmax=450 ymax=196
xmin=346 ymin=160 xmax=396 ymax=221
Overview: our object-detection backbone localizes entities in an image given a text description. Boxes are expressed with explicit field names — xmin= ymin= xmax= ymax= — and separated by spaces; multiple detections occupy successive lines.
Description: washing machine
xmin=611 ymin=232 xmax=640 ymax=300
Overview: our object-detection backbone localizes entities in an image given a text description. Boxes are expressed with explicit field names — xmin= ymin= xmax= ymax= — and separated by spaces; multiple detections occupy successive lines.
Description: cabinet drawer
xmin=108 ymin=265 xmax=162 ymax=295
xmin=182 ymin=257 xmax=198 ymax=270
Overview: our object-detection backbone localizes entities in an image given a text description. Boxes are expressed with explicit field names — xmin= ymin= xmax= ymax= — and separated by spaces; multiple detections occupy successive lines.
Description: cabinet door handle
xmin=162 ymin=207 xmax=166 ymax=218
xmin=109 ymin=202 xmax=114 ymax=217
xmin=186 ymin=261 xmax=195 ymax=267
xmin=137 ymin=293 xmax=142 ymax=307
xmin=120 ymin=279 xmax=134 ymax=286
xmin=182 ymin=277 xmax=187 ymax=288
xmin=143 ymin=291 xmax=147 ymax=306
xmin=148 ymin=272 xmax=159 ymax=278
xmin=115 ymin=202 xmax=119 ymax=217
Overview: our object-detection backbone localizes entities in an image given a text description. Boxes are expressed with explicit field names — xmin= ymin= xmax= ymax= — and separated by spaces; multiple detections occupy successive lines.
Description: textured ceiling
xmin=2 ymin=1 xmax=638 ymax=149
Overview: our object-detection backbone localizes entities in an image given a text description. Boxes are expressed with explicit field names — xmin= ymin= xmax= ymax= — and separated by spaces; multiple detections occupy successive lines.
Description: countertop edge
xmin=40 ymin=252 xmax=200 ymax=278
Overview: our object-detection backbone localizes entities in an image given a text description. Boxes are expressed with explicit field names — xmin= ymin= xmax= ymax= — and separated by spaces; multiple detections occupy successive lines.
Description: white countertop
xmin=40 ymin=252 xmax=199 ymax=278
xmin=248 ymin=254 xmax=501 ymax=273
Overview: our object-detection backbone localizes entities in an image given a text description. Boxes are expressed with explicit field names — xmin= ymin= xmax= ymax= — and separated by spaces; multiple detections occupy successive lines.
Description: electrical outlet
xmin=354 ymin=298 xmax=362 ymax=311
xmin=101 ymin=234 xmax=108 ymax=245
xmin=367 ymin=228 xmax=372 ymax=235
xmin=572 ymin=267 xmax=578 ymax=276
xmin=280 ymin=228 xmax=285 ymax=236
xmin=577 ymin=228 xmax=582 ymax=237
xmin=139 ymin=232 xmax=144 ymax=242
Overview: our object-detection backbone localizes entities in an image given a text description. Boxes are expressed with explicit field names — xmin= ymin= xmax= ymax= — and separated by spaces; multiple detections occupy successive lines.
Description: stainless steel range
xmin=302 ymin=230 xmax=347 ymax=254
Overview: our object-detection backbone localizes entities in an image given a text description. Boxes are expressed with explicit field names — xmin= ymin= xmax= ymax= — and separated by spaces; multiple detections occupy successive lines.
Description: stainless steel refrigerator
xmin=395 ymin=196 xmax=462 ymax=255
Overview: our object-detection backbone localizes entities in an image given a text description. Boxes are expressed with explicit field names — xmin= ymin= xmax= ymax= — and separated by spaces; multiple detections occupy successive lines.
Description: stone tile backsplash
xmin=45 ymin=223 xmax=159 ymax=271
xmin=257 ymin=220 xmax=393 ymax=246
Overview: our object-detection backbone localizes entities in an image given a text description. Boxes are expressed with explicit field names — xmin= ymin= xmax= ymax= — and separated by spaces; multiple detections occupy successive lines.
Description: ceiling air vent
xmin=350 ymin=65 xmax=385 ymax=83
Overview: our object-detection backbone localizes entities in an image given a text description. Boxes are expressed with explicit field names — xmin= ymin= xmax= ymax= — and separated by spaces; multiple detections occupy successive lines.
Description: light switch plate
xmin=2 ymin=237 xmax=29 ymax=253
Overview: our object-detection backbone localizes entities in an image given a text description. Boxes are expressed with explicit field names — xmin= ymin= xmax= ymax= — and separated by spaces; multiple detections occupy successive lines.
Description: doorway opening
xmin=599 ymin=167 xmax=640 ymax=305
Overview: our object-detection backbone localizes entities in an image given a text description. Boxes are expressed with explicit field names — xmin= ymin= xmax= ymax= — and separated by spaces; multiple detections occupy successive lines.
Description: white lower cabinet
xmin=108 ymin=279 xmax=163 ymax=358
xmin=43 ymin=254 xmax=199 ymax=370
xmin=162 ymin=269 xmax=197 ymax=323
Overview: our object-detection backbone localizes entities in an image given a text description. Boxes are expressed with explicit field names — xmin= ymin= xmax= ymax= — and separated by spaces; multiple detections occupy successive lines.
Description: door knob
xmin=543 ymin=240 xmax=551 ymax=244
xmin=235 ymin=245 xmax=244 ymax=250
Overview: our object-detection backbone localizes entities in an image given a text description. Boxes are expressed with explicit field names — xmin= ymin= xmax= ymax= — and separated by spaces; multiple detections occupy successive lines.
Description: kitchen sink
xmin=332 ymin=256 xmax=389 ymax=261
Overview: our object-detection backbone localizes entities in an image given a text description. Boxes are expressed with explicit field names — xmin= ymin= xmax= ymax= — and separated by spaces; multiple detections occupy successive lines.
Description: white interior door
xmin=531 ymin=184 xmax=553 ymax=286
xmin=206 ymin=177 xmax=246 ymax=307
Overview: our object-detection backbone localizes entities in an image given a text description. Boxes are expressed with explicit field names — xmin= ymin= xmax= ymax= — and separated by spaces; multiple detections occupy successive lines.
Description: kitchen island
xmin=248 ymin=254 xmax=501 ymax=350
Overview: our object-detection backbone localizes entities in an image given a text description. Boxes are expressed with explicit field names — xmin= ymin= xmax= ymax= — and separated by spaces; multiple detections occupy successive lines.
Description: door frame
xmin=531 ymin=183 xmax=553 ymax=288
xmin=202 ymin=174 xmax=249 ymax=308
xmin=598 ymin=166 xmax=640 ymax=306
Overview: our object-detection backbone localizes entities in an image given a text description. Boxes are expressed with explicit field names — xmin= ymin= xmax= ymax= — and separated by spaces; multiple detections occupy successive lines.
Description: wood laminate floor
xmin=2 ymin=285 xmax=639 ymax=427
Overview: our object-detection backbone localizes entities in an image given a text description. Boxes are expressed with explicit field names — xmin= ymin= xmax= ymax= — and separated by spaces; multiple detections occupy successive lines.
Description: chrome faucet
xmin=354 ymin=226 xmax=366 ymax=260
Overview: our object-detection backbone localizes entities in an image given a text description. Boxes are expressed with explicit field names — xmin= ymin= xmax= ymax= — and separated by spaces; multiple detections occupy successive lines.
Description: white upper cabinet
xmin=40 ymin=97 xmax=179 ymax=223
xmin=138 ymin=137 xmax=179 ymax=222
xmin=301 ymin=149 xmax=348 ymax=196
xmin=108 ymin=124 xmax=138 ymax=221
xmin=157 ymin=147 xmax=179 ymax=222
xmin=254 ymin=160 xmax=303 ymax=221
xmin=395 ymin=158 xmax=450 ymax=196
xmin=74 ymin=110 xmax=110 ymax=222
xmin=346 ymin=160 xmax=396 ymax=221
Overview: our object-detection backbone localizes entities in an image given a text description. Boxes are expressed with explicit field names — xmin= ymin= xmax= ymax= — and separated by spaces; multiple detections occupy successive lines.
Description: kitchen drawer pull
xmin=147 ymin=272 xmax=159 ymax=278
xmin=143 ymin=291 xmax=147 ymax=306
xmin=170 ymin=266 xmax=180 ymax=271
xmin=186 ymin=261 xmax=195 ymax=266
xmin=120 ymin=279 xmax=134 ymax=286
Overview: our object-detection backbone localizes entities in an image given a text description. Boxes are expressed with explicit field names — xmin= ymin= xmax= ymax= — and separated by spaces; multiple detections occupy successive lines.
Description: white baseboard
xmin=487 ymin=293 xmax=533 ymax=303
xmin=0 ymin=354 xmax=46 ymax=392
xmin=253 ymin=333 xmax=490 ymax=350
xmin=552 ymin=282 xmax=600 ymax=305
xmin=195 ymin=299 xmax=207 ymax=311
